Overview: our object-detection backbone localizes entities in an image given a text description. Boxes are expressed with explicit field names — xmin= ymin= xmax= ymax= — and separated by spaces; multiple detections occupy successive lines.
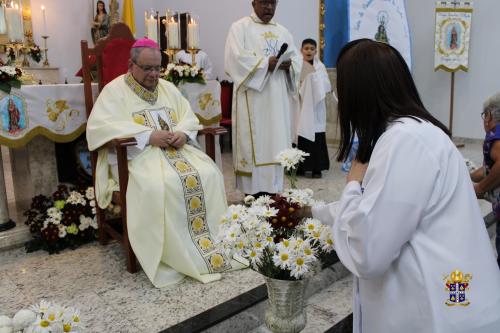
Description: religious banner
xmin=0 ymin=83 xmax=97 ymax=148
xmin=178 ymin=80 xmax=221 ymax=127
xmin=434 ymin=2 xmax=473 ymax=72
xmin=349 ymin=0 xmax=412 ymax=68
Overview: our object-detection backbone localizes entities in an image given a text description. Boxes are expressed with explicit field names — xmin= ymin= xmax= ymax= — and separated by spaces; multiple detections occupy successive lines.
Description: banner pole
xmin=449 ymin=71 xmax=455 ymax=135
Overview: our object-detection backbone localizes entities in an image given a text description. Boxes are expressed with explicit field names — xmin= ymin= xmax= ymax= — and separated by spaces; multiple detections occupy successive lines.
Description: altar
xmin=178 ymin=79 xmax=223 ymax=168
xmin=0 ymin=77 xmax=224 ymax=244
xmin=0 ymin=84 xmax=96 ymax=214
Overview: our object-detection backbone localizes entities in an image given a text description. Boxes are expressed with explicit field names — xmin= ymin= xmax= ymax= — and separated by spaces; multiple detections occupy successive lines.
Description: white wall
xmin=127 ymin=0 xmax=319 ymax=80
xmin=406 ymin=0 xmax=500 ymax=139
xmin=26 ymin=0 xmax=318 ymax=83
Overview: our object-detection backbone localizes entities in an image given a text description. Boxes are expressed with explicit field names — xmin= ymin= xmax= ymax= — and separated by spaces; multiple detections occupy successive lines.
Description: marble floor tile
xmin=0 ymin=270 xmax=35 ymax=317
xmin=0 ymin=141 xmax=491 ymax=332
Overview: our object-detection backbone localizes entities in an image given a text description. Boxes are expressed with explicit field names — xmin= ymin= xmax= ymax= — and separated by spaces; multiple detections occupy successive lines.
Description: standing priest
xmin=224 ymin=0 xmax=301 ymax=197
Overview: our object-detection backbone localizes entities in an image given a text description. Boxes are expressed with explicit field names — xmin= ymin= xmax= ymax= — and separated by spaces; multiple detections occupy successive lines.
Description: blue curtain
xmin=323 ymin=0 xmax=349 ymax=68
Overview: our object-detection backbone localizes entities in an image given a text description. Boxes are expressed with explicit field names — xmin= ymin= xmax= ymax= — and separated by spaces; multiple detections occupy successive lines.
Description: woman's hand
xmin=347 ymin=160 xmax=368 ymax=184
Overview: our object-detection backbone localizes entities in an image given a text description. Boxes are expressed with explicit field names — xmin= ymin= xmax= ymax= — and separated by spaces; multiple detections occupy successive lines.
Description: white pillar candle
xmin=145 ymin=14 xmax=158 ymax=43
xmin=0 ymin=5 xmax=7 ymax=35
xmin=167 ymin=17 xmax=179 ymax=49
xmin=187 ymin=19 xmax=199 ymax=49
xmin=6 ymin=4 xmax=23 ymax=42
xmin=41 ymin=5 xmax=47 ymax=36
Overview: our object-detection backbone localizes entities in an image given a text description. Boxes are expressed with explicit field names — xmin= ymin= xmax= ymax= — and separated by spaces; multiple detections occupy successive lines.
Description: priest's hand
xmin=268 ymin=56 xmax=278 ymax=72
xmin=279 ymin=60 xmax=291 ymax=71
xmin=168 ymin=131 xmax=188 ymax=149
xmin=149 ymin=130 xmax=172 ymax=149
xmin=347 ymin=160 xmax=368 ymax=184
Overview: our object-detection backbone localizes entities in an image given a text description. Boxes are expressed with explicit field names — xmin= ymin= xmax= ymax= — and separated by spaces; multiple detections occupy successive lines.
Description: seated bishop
xmin=86 ymin=38 xmax=237 ymax=288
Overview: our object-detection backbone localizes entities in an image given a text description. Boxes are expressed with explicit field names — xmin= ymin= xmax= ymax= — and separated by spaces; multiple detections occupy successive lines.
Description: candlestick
xmin=187 ymin=48 xmax=200 ymax=67
xmin=21 ymin=45 xmax=29 ymax=67
xmin=42 ymin=35 xmax=49 ymax=67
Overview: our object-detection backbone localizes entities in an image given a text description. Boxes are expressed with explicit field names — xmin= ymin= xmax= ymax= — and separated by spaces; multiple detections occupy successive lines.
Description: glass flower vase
xmin=264 ymin=276 xmax=309 ymax=333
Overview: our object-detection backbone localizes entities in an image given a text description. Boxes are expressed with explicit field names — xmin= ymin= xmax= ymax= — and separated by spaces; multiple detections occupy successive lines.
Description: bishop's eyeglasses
xmin=133 ymin=62 xmax=162 ymax=73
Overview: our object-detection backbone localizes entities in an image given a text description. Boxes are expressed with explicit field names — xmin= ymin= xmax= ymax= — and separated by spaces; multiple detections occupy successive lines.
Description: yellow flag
xmin=122 ymin=0 xmax=136 ymax=34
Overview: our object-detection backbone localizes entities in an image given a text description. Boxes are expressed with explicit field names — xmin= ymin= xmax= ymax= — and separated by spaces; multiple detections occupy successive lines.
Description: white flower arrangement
xmin=161 ymin=63 xmax=205 ymax=86
xmin=219 ymin=189 xmax=334 ymax=280
xmin=0 ymin=65 xmax=18 ymax=76
xmin=0 ymin=300 xmax=83 ymax=332
xmin=0 ymin=64 xmax=23 ymax=94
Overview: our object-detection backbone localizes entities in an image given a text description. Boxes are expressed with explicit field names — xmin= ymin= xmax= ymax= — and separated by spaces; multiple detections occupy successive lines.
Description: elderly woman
xmin=310 ymin=39 xmax=500 ymax=332
xmin=471 ymin=92 xmax=500 ymax=269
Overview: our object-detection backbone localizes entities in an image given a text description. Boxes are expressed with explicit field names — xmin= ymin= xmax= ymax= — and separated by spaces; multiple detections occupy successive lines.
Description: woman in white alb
xmin=310 ymin=39 xmax=500 ymax=332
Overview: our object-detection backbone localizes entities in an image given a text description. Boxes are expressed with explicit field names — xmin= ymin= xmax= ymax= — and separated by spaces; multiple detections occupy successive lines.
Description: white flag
xmin=349 ymin=0 xmax=412 ymax=69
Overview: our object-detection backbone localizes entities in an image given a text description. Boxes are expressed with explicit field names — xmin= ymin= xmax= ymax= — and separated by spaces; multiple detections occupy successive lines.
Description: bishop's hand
xmin=168 ymin=131 xmax=188 ymax=149
xmin=149 ymin=130 xmax=172 ymax=149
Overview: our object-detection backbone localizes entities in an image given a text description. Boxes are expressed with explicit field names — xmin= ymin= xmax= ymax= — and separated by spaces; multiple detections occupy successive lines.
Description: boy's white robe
xmin=295 ymin=58 xmax=331 ymax=142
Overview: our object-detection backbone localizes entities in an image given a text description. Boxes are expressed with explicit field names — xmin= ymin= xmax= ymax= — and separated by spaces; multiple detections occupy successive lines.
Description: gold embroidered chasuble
xmin=86 ymin=74 xmax=234 ymax=287
xmin=224 ymin=14 xmax=301 ymax=180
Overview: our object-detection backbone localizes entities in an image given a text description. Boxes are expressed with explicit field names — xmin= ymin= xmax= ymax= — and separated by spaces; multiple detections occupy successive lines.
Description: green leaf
xmin=0 ymin=82 xmax=11 ymax=94
xmin=8 ymin=79 xmax=21 ymax=89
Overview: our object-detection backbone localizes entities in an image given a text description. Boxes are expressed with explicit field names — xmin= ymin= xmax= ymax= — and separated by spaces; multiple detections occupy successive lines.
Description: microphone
xmin=276 ymin=43 xmax=288 ymax=59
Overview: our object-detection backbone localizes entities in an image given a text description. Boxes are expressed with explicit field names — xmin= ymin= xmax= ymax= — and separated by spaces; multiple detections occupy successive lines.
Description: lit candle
xmin=166 ymin=15 xmax=179 ymax=49
xmin=6 ymin=2 xmax=23 ymax=42
xmin=187 ymin=17 xmax=199 ymax=49
xmin=145 ymin=13 xmax=158 ymax=43
xmin=41 ymin=4 xmax=47 ymax=36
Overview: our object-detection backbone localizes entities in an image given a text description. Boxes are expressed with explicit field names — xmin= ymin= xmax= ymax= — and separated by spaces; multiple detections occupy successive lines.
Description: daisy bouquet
xmin=24 ymin=185 xmax=98 ymax=254
xmin=276 ymin=148 xmax=309 ymax=189
xmin=219 ymin=148 xmax=333 ymax=280
xmin=219 ymin=191 xmax=333 ymax=280
xmin=0 ymin=300 xmax=83 ymax=332
xmin=161 ymin=63 xmax=206 ymax=86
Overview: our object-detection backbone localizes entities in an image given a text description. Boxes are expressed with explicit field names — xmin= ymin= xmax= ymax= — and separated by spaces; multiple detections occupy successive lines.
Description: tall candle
xmin=145 ymin=14 xmax=157 ymax=43
xmin=0 ymin=4 xmax=7 ymax=35
xmin=167 ymin=17 xmax=179 ymax=49
xmin=187 ymin=19 xmax=199 ymax=49
xmin=6 ymin=3 xmax=23 ymax=42
xmin=41 ymin=5 xmax=47 ymax=36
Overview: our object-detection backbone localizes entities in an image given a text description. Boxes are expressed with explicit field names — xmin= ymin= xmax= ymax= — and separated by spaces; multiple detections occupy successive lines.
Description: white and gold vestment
xmin=87 ymin=74 xmax=235 ymax=287
xmin=225 ymin=13 xmax=301 ymax=194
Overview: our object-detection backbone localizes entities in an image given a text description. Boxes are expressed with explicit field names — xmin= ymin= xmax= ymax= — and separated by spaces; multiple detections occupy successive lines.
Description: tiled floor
xmin=0 ymin=142 xmax=494 ymax=332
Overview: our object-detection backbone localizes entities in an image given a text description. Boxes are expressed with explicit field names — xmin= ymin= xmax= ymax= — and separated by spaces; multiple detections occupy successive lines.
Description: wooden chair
xmin=81 ymin=23 xmax=227 ymax=273
xmin=220 ymin=80 xmax=233 ymax=152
